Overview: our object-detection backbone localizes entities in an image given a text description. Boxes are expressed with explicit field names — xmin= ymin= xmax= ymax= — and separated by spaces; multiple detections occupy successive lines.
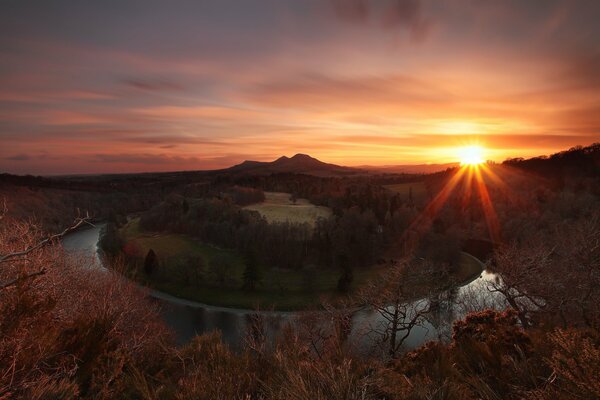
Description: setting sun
xmin=459 ymin=145 xmax=485 ymax=166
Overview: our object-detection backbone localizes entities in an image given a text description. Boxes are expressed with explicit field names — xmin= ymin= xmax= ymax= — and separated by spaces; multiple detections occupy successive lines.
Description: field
xmin=120 ymin=218 xmax=379 ymax=309
xmin=119 ymin=219 xmax=484 ymax=310
xmin=121 ymin=219 xmax=242 ymax=271
xmin=383 ymin=181 xmax=429 ymax=205
xmin=244 ymin=192 xmax=332 ymax=226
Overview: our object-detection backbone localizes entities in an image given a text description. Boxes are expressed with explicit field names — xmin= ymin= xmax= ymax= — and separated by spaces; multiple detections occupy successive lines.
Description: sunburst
xmin=458 ymin=145 xmax=485 ymax=166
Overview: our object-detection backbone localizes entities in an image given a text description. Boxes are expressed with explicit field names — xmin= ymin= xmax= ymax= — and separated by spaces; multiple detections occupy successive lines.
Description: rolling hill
xmin=219 ymin=153 xmax=363 ymax=176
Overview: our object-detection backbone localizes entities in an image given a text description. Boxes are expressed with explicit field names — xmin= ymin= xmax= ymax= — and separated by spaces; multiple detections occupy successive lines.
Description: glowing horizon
xmin=458 ymin=145 xmax=485 ymax=166
xmin=1 ymin=1 xmax=599 ymax=175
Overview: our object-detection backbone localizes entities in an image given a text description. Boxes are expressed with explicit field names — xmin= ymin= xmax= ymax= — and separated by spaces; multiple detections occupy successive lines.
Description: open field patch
xmin=119 ymin=218 xmax=377 ymax=309
xmin=244 ymin=192 xmax=332 ymax=226
xmin=118 ymin=218 xmax=483 ymax=310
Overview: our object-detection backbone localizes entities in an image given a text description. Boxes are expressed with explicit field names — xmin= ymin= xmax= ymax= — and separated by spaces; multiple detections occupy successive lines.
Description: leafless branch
xmin=0 ymin=268 xmax=46 ymax=290
xmin=0 ymin=198 xmax=6 ymax=221
xmin=0 ymin=213 xmax=93 ymax=264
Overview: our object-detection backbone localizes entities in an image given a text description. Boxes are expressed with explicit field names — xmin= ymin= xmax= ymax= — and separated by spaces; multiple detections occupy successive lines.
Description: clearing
xmin=119 ymin=218 xmax=377 ymax=309
xmin=244 ymin=192 xmax=332 ymax=226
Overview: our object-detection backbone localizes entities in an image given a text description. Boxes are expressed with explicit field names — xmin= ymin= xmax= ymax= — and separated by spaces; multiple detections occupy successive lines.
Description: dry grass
xmin=0 ymin=218 xmax=171 ymax=399
xmin=244 ymin=192 xmax=332 ymax=227
xmin=3 ymin=216 xmax=599 ymax=399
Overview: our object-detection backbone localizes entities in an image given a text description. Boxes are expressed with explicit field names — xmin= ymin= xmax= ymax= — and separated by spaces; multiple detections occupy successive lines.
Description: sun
xmin=458 ymin=145 xmax=485 ymax=166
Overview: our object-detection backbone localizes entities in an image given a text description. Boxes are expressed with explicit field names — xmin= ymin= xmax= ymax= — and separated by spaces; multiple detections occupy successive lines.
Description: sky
xmin=1 ymin=0 xmax=599 ymax=175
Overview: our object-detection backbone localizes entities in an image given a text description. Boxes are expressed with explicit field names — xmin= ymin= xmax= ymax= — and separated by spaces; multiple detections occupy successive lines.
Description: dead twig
xmin=0 ymin=268 xmax=46 ymax=290
xmin=0 ymin=213 xmax=93 ymax=264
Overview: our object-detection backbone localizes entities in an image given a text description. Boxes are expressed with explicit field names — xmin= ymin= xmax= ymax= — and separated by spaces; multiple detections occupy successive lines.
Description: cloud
xmin=558 ymin=51 xmax=600 ymax=91
xmin=330 ymin=134 xmax=600 ymax=150
xmin=329 ymin=0 xmax=431 ymax=40
xmin=40 ymin=111 xmax=116 ymax=126
xmin=123 ymin=77 xmax=183 ymax=92
xmin=131 ymin=105 xmax=270 ymax=122
xmin=4 ymin=154 xmax=30 ymax=161
xmin=91 ymin=153 xmax=200 ymax=165
xmin=330 ymin=0 xmax=369 ymax=23
xmin=246 ymin=72 xmax=447 ymax=111
xmin=0 ymin=90 xmax=114 ymax=103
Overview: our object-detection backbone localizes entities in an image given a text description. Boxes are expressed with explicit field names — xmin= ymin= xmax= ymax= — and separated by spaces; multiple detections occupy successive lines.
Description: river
xmin=62 ymin=223 xmax=502 ymax=351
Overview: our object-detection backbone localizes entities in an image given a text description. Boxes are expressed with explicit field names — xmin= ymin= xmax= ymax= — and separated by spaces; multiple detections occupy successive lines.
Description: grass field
xmin=121 ymin=219 xmax=242 ymax=272
xmin=120 ymin=218 xmax=379 ymax=309
xmin=119 ymin=218 xmax=484 ymax=310
xmin=244 ymin=192 xmax=331 ymax=226
xmin=384 ymin=181 xmax=428 ymax=205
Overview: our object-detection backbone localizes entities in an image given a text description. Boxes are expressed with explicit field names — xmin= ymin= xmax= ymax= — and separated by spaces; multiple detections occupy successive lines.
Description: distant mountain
xmin=357 ymin=163 xmax=459 ymax=174
xmin=220 ymin=153 xmax=363 ymax=176
xmin=217 ymin=154 xmax=460 ymax=176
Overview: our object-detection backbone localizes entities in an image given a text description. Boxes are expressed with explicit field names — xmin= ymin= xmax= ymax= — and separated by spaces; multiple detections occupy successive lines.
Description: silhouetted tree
xmin=359 ymin=260 xmax=435 ymax=358
xmin=98 ymin=223 xmax=123 ymax=256
xmin=210 ymin=253 xmax=236 ymax=287
xmin=144 ymin=249 xmax=158 ymax=275
xmin=337 ymin=255 xmax=353 ymax=293
xmin=243 ymin=251 xmax=261 ymax=291
xmin=302 ymin=265 xmax=317 ymax=293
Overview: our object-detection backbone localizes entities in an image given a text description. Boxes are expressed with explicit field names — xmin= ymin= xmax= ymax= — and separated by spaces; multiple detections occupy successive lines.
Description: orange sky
xmin=1 ymin=0 xmax=599 ymax=174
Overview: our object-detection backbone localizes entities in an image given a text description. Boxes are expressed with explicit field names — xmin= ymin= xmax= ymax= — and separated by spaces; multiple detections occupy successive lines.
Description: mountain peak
xmin=290 ymin=153 xmax=313 ymax=160
xmin=274 ymin=154 xmax=314 ymax=164
xmin=220 ymin=153 xmax=362 ymax=176
xmin=274 ymin=155 xmax=290 ymax=163
xmin=240 ymin=160 xmax=258 ymax=165
xmin=279 ymin=153 xmax=322 ymax=167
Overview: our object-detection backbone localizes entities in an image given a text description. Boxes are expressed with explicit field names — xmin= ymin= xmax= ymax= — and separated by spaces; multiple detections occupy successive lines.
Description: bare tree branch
xmin=358 ymin=259 xmax=439 ymax=358
xmin=0 ymin=213 xmax=93 ymax=264
xmin=0 ymin=198 xmax=6 ymax=221
xmin=0 ymin=268 xmax=46 ymax=290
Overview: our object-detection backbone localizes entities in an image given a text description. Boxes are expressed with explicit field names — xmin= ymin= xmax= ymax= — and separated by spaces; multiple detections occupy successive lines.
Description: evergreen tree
xmin=242 ymin=251 xmax=261 ymax=291
xmin=336 ymin=254 xmax=354 ymax=293
xmin=144 ymin=249 xmax=158 ymax=275
xmin=98 ymin=223 xmax=122 ymax=256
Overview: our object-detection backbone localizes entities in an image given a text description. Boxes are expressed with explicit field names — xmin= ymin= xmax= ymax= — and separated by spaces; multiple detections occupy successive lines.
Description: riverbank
xmin=119 ymin=219 xmax=384 ymax=310
xmin=116 ymin=218 xmax=484 ymax=310
xmin=63 ymin=222 xmax=494 ymax=348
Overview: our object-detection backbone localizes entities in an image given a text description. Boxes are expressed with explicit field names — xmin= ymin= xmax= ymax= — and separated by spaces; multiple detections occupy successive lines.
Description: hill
xmin=219 ymin=153 xmax=363 ymax=176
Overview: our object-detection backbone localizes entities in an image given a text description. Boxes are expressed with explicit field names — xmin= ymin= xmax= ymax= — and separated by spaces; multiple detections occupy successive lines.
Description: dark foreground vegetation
xmin=1 ymin=215 xmax=599 ymax=399
xmin=1 ymin=144 xmax=599 ymax=398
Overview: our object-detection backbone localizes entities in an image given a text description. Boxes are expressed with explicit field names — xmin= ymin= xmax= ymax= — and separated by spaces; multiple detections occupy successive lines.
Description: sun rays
xmin=401 ymin=160 xmax=506 ymax=256
xmin=472 ymin=164 xmax=501 ymax=243
xmin=458 ymin=145 xmax=485 ymax=166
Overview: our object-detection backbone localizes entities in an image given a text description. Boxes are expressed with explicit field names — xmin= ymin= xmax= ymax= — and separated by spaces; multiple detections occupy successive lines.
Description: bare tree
xmin=487 ymin=242 xmax=552 ymax=327
xmin=489 ymin=212 xmax=600 ymax=331
xmin=0 ymin=213 xmax=170 ymax=398
xmin=358 ymin=259 xmax=435 ymax=358
xmin=290 ymin=299 xmax=358 ymax=361
xmin=0 ymin=210 xmax=92 ymax=289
